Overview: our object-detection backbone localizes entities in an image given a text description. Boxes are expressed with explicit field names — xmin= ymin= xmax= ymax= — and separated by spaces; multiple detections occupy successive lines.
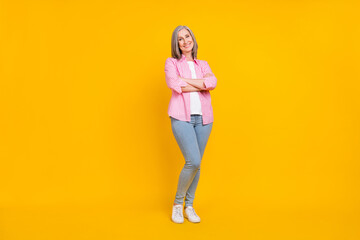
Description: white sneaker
xmin=184 ymin=206 xmax=201 ymax=223
xmin=171 ymin=204 xmax=184 ymax=223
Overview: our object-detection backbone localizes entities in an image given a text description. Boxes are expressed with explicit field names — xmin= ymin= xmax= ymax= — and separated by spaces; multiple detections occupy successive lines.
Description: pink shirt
xmin=164 ymin=54 xmax=217 ymax=125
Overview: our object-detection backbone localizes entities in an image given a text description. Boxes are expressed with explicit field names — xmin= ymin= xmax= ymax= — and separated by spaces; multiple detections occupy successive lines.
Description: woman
xmin=164 ymin=25 xmax=217 ymax=224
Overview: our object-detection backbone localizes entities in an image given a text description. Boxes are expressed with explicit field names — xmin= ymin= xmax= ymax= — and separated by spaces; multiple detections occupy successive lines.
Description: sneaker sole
xmin=171 ymin=218 xmax=184 ymax=224
xmin=184 ymin=214 xmax=200 ymax=223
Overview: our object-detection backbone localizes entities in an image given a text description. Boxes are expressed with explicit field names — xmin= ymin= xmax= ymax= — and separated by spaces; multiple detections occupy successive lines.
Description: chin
xmin=182 ymin=49 xmax=192 ymax=53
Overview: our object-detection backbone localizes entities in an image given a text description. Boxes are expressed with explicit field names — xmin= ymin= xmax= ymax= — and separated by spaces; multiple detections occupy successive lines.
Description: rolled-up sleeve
xmin=202 ymin=60 xmax=217 ymax=91
xmin=164 ymin=58 xmax=188 ymax=94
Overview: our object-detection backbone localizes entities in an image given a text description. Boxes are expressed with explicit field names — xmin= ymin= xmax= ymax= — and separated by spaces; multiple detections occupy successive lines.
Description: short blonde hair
xmin=171 ymin=25 xmax=198 ymax=60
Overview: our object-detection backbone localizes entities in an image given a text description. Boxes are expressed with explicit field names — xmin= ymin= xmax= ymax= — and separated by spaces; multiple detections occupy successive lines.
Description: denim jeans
xmin=170 ymin=114 xmax=213 ymax=207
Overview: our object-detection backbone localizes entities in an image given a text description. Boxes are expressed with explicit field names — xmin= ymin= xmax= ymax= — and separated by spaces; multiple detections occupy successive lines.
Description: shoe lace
xmin=187 ymin=207 xmax=199 ymax=218
xmin=174 ymin=206 xmax=183 ymax=217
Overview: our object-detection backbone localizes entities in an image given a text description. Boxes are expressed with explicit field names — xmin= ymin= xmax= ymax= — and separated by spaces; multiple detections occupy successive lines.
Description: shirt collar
xmin=181 ymin=53 xmax=200 ymax=64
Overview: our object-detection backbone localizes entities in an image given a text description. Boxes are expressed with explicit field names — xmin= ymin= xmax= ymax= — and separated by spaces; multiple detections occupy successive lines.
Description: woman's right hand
xmin=204 ymin=73 xmax=214 ymax=78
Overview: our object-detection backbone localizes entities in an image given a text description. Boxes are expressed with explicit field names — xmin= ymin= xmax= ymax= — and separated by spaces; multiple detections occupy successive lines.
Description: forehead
xmin=178 ymin=29 xmax=190 ymax=38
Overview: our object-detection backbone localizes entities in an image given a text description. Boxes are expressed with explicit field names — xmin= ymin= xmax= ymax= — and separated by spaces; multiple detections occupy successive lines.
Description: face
xmin=177 ymin=29 xmax=194 ymax=54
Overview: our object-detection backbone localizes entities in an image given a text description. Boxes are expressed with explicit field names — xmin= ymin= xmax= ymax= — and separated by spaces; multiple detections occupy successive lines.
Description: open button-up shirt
xmin=164 ymin=54 xmax=217 ymax=125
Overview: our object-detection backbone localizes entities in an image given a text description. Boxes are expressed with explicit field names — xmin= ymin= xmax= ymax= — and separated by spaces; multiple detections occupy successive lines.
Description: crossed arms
xmin=180 ymin=73 xmax=214 ymax=92
xmin=164 ymin=58 xmax=217 ymax=94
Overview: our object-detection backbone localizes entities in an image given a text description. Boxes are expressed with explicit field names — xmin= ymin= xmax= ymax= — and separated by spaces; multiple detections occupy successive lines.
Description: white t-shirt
xmin=187 ymin=61 xmax=202 ymax=115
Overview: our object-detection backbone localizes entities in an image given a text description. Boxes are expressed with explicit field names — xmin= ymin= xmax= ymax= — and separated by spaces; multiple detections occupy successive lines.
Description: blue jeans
xmin=170 ymin=114 xmax=213 ymax=207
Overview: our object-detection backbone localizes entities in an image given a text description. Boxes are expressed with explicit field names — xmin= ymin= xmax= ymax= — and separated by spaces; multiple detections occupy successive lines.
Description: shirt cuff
xmin=174 ymin=79 xmax=188 ymax=94
xmin=203 ymin=78 xmax=212 ymax=89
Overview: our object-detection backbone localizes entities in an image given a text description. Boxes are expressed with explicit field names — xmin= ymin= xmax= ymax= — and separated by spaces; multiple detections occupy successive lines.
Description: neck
xmin=183 ymin=52 xmax=193 ymax=61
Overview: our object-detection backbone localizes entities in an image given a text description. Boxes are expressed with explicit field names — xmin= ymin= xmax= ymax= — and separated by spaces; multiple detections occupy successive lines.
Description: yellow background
xmin=1 ymin=0 xmax=359 ymax=239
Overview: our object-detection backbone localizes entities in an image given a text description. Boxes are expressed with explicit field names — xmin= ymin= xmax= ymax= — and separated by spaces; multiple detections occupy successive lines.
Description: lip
xmin=184 ymin=43 xmax=192 ymax=48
